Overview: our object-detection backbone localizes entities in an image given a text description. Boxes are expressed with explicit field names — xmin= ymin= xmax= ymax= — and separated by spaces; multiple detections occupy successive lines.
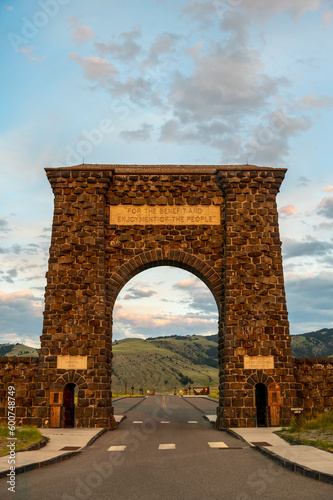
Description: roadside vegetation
xmin=0 ymin=425 xmax=43 ymax=456
xmin=278 ymin=410 xmax=333 ymax=451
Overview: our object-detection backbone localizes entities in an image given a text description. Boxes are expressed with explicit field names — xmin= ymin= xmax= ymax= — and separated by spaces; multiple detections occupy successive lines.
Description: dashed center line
xmin=188 ymin=421 xmax=198 ymax=424
xmin=158 ymin=444 xmax=176 ymax=450
xmin=208 ymin=442 xmax=228 ymax=448
xmin=133 ymin=421 xmax=143 ymax=424
xmin=108 ymin=445 xmax=127 ymax=452
xmin=161 ymin=421 xmax=170 ymax=424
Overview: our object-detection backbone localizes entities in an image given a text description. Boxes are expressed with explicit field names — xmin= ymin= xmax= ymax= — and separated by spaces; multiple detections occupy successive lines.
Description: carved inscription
xmin=243 ymin=355 xmax=274 ymax=370
xmin=110 ymin=205 xmax=221 ymax=225
xmin=57 ymin=355 xmax=88 ymax=370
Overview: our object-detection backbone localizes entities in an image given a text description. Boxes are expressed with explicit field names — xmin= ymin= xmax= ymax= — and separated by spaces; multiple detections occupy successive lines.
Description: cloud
xmin=169 ymin=45 xmax=284 ymax=123
xmin=1 ymin=268 xmax=17 ymax=284
xmin=0 ymin=219 xmax=11 ymax=233
xmin=147 ymin=32 xmax=180 ymax=64
xmin=0 ymin=243 xmax=39 ymax=255
xmin=123 ymin=287 xmax=157 ymax=300
xmin=282 ymin=235 xmax=333 ymax=259
xmin=120 ymin=123 xmax=153 ymax=142
xmin=299 ymin=176 xmax=311 ymax=185
xmin=322 ymin=186 xmax=333 ymax=192
xmin=3 ymin=5 xmax=13 ymax=11
xmin=317 ymin=197 xmax=333 ymax=219
xmin=113 ymin=304 xmax=217 ymax=339
xmin=279 ymin=205 xmax=297 ymax=216
xmin=0 ymin=290 xmax=43 ymax=344
xmin=296 ymin=94 xmax=333 ymax=109
xmin=95 ymin=28 xmax=142 ymax=61
xmin=285 ymin=272 xmax=333 ymax=334
xmin=18 ymin=46 xmax=45 ymax=62
xmin=185 ymin=0 xmax=324 ymax=23
xmin=173 ymin=278 xmax=218 ymax=314
xmin=72 ymin=25 xmax=95 ymax=45
xmin=69 ymin=53 xmax=118 ymax=82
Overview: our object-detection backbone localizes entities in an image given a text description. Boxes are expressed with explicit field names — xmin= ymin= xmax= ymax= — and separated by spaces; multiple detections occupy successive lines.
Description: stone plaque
xmin=110 ymin=205 xmax=221 ymax=225
xmin=243 ymin=355 xmax=274 ymax=370
xmin=57 ymin=355 xmax=88 ymax=370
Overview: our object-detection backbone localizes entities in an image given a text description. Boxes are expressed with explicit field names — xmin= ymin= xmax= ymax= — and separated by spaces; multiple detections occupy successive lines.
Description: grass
xmin=0 ymin=425 xmax=43 ymax=456
xmin=279 ymin=410 xmax=333 ymax=451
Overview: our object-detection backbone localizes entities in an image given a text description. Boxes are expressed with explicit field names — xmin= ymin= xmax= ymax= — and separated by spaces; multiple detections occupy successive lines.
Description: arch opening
xmin=63 ymin=383 xmax=77 ymax=428
xmin=111 ymin=266 xmax=220 ymax=396
xmin=255 ymin=383 xmax=268 ymax=427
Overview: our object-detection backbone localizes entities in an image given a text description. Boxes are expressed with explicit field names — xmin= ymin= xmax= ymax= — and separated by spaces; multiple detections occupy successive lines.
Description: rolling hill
xmin=1 ymin=328 xmax=332 ymax=394
xmin=111 ymin=335 xmax=219 ymax=394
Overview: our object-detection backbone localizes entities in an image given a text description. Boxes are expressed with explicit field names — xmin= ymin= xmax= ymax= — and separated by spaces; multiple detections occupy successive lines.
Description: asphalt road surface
xmin=1 ymin=396 xmax=332 ymax=500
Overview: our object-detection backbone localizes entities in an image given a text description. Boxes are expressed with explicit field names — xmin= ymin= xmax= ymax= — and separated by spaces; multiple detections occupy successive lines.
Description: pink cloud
xmin=278 ymin=204 xmax=297 ymax=216
xmin=72 ymin=25 xmax=95 ymax=45
xmin=0 ymin=290 xmax=43 ymax=317
xmin=70 ymin=52 xmax=118 ymax=81
xmin=173 ymin=278 xmax=203 ymax=289
xmin=19 ymin=46 xmax=45 ymax=62
xmin=322 ymin=185 xmax=333 ymax=192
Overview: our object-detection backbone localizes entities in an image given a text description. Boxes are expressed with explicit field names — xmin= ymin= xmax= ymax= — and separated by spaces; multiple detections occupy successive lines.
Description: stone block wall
xmin=215 ymin=168 xmax=296 ymax=427
xmin=35 ymin=167 xmax=114 ymax=427
xmin=0 ymin=357 xmax=39 ymax=426
xmin=1 ymin=164 xmax=302 ymax=428
xmin=294 ymin=357 xmax=333 ymax=414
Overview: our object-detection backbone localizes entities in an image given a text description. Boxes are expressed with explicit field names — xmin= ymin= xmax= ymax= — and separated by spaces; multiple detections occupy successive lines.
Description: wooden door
xmin=50 ymin=406 xmax=61 ymax=428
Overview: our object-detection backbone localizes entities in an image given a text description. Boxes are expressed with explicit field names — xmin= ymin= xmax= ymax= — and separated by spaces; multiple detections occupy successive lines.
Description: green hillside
xmin=0 ymin=343 xmax=38 ymax=357
xmin=290 ymin=328 xmax=333 ymax=358
xmin=111 ymin=336 xmax=219 ymax=394
xmin=1 ymin=328 xmax=333 ymax=394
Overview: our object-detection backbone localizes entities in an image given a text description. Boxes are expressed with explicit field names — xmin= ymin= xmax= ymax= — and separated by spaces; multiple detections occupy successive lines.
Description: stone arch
xmin=34 ymin=164 xmax=296 ymax=429
xmin=244 ymin=372 xmax=276 ymax=390
xmin=50 ymin=373 xmax=88 ymax=392
xmin=107 ymin=249 xmax=222 ymax=311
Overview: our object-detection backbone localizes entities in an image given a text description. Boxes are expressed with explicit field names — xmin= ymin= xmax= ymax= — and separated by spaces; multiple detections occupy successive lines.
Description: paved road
xmin=1 ymin=396 xmax=332 ymax=500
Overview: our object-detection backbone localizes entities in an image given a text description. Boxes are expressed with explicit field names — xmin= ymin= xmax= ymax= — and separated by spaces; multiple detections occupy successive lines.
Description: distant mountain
xmin=0 ymin=343 xmax=38 ymax=357
xmin=1 ymin=328 xmax=332 ymax=394
xmin=290 ymin=328 xmax=333 ymax=358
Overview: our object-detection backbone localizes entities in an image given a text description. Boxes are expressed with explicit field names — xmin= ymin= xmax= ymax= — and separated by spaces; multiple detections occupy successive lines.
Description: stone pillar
xmin=216 ymin=168 xmax=296 ymax=428
xmin=34 ymin=168 xmax=113 ymax=427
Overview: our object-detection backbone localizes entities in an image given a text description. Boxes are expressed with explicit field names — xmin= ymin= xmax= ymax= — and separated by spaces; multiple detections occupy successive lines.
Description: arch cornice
xmin=50 ymin=373 xmax=88 ymax=391
xmin=107 ymin=249 xmax=222 ymax=310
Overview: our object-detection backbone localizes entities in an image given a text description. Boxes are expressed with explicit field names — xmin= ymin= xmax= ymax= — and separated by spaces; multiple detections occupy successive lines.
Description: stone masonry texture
xmin=1 ymin=164 xmax=331 ymax=428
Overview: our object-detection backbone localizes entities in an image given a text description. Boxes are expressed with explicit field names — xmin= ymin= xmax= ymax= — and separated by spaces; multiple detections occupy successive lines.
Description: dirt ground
xmin=280 ymin=429 xmax=333 ymax=451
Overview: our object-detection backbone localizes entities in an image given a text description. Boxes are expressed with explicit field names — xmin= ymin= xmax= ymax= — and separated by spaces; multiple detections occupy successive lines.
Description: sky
xmin=1 ymin=0 xmax=333 ymax=347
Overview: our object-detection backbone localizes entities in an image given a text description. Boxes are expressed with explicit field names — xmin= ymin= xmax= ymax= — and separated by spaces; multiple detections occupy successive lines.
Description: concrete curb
xmin=121 ymin=396 xmax=147 ymax=415
xmin=181 ymin=395 xmax=209 ymax=414
xmin=0 ymin=428 xmax=108 ymax=479
xmin=274 ymin=431 xmax=333 ymax=455
xmin=205 ymin=422 xmax=333 ymax=483
xmin=253 ymin=444 xmax=333 ymax=484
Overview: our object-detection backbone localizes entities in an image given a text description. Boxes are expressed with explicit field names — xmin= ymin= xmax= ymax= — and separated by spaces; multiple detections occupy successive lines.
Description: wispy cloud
xmin=317 ymin=196 xmax=333 ymax=219
xmin=279 ymin=204 xmax=297 ymax=216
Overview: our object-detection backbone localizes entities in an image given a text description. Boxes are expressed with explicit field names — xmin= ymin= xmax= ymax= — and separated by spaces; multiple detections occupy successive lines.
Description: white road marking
xmin=133 ymin=421 xmax=143 ymax=424
xmin=161 ymin=421 xmax=170 ymax=423
xmin=188 ymin=421 xmax=198 ymax=424
xmin=158 ymin=444 xmax=176 ymax=450
xmin=208 ymin=442 xmax=228 ymax=448
xmin=108 ymin=445 xmax=127 ymax=451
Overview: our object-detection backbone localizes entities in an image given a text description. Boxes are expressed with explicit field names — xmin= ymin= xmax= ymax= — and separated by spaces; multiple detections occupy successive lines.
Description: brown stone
xmin=3 ymin=164 xmax=330 ymax=429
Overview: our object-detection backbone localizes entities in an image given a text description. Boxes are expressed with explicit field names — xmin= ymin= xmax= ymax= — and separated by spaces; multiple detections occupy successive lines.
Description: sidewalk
xmin=230 ymin=427 xmax=333 ymax=483
xmin=0 ymin=415 xmax=125 ymax=478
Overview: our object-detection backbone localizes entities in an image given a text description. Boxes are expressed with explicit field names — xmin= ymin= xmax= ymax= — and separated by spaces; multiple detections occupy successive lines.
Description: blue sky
xmin=1 ymin=0 xmax=333 ymax=346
